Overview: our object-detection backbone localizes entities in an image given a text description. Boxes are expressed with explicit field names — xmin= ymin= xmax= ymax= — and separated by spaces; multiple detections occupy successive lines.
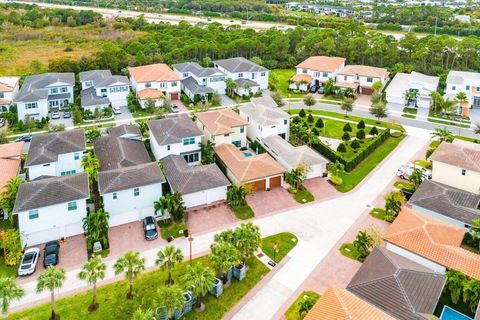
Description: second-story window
xmin=452 ymin=86 xmax=456 ymax=91
xmin=367 ymin=77 xmax=373 ymax=83
xmin=462 ymin=169 xmax=467 ymax=176
xmin=183 ymin=137 xmax=195 ymax=145
xmin=60 ymin=87 xmax=67 ymax=93
xmin=50 ymin=88 xmax=58 ymax=94
xmin=240 ymin=126 xmax=244 ymax=133
xmin=134 ymin=188 xmax=140 ymax=197
xmin=172 ymin=81 xmax=177 ymax=87
xmin=322 ymin=72 xmax=328 ymax=77
xmin=113 ymin=192 xmax=117 ymax=200
xmin=238 ymin=73 xmax=244 ymax=78
xmin=145 ymin=82 xmax=151 ymax=88
xmin=466 ymin=85 xmax=471 ymax=90
xmin=261 ymin=72 xmax=266 ymax=77
xmin=74 ymin=153 xmax=80 ymax=160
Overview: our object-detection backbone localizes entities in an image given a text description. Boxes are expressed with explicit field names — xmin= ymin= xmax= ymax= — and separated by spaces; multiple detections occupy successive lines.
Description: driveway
xmin=49 ymin=114 xmax=73 ymax=128
xmin=387 ymin=102 xmax=404 ymax=114
xmin=353 ymin=94 xmax=371 ymax=110
xmin=469 ymin=108 xmax=480 ymax=125
xmin=187 ymin=203 xmax=238 ymax=235
xmin=220 ymin=94 xmax=235 ymax=106
xmin=246 ymin=187 xmax=299 ymax=217
xmin=113 ymin=105 xmax=132 ymax=121
xmin=172 ymin=100 xmax=188 ymax=112
xmin=417 ymin=106 xmax=429 ymax=119
xmin=303 ymin=177 xmax=340 ymax=202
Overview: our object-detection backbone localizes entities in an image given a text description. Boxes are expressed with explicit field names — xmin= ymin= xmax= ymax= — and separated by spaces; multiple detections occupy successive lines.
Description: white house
xmin=445 ymin=70 xmax=480 ymax=116
xmin=195 ymin=108 xmax=248 ymax=148
xmin=238 ymin=95 xmax=290 ymax=141
xmin=148 ymin=115 xmax=203 ymax=164
xmin=337 ymin=65 xmax=389 ymax=94
xmin=14 ymin=73 xmax=75 ymax=121
xmin=213 ymin=57 xmax=269 ymax=96
xmin=293 ymin=56 xmax=346 ymax=90
xmin=162 ymin=155 xmax=230 ymax=208
xmin=79 ymin=70 xmax=130 ymax=112
xmin=0 ymin=77 xmax=20 ymax=113
xmin=25 ymin=130 xmax=86 ymax=181
xmin=385 ymin=72 xmax=439 ymax=109
xmin=173 ymin=62 xmax=226 ymax=101
xmin=13 ymin=173 xmax=89 ymax=246
xmin=128 ymin=63 xmax=181 ymax=108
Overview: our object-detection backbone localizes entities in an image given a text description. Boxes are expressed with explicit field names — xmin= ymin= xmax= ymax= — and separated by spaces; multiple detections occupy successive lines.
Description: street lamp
xmin=188 ymin=231 xmax=194 ymax=265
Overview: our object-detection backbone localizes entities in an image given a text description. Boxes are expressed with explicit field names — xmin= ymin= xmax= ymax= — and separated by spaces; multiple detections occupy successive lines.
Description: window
xmin=238 ymin=73 xmax=244 ymax=78
xmin=60 ymin=87 xmax=67 ymax=93
xmin=183 ymin=137 xmax=195 ymax=145
xmin=25 ymin=103 xmax=38 ymax=109
xmin=145 ymin=82 xmax=152 ymax=88
xmin=466 ymin=85 xmax=470 ymax=90
xmin=183 ymin=152 xmax=199 ymax=163
xmin=476 ymin=87 xmax=480 ymax=91
xmin=344 ymin=76 xmax=347 ymax=81
xmin=167 ymin=145 xmax=170 ymax=151
xmin=43 ymin=164 xmax=51 ymax=167
xmin=183 ymin=73 xmax=189 ymax=78
xmin=61 ymin=170 xmax=76 ymax=176
xmin=302 ymin=69 xmax=308 ymax=74
xmin=261 ymin=72 xmax=266 ymax=77
xmin=366 ymin=77 xmax=373 ymax=83
xmin=160 ymin=82 xmax=167 ymax=89
xmin=74 ymin=153 xmax=80 ymax=160
xmin=0 ymin=92 xmax=3 ymax=99
xmin=452 ymin=85 xmax=456 ymax=91
xmin=284 ymin=119 xmax=288 ymax=125
xmin=68 ymin=201 xmax=77 ymax=211
xmin=322 ymin=72 xmax=328 ymax=77
xmin=113 ymin=192 xmax=117 ymax=200
xmin=172 ymin=81 xmax=177 ymax=87
xmin=252 ymin=73 xmax=256 ymax=80
xmin=29 ymin=210 xmax=39 ymax=220
xmin=210 ymin=76 xmax=225 ymax=82
xmin=134 ymin=188 xmax=140 ymax=197
xmin=232 ymin=140 xmax=241 ymax=147
xmin=85 ymin=81 xmax=93 ymax=87
xmin=314 ymin=72 xmax=320 ymax=78
xmin=101 ymin=88 xmax=107 ymax=97
xmin=462 ymin=169 xmax=466 ymax=176
xmin=240 ymin=126 xmax=244 ymax=133
xmin=50 ymin=88 xmax=58 ymax=94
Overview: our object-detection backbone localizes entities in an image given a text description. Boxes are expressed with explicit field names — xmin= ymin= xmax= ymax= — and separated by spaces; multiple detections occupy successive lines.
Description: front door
xmin=473 ymin=96 xmax=480 ymax=108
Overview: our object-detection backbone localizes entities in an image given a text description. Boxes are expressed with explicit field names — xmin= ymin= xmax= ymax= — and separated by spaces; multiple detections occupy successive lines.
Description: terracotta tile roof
xmin=384 ymin=207 xmax=480 ymax=280
xmin=290 ymin=74 xmax=312 ymax=83
xmin=137 ymin=88 xmax=164 ymax=100
xmin=430 ymin=142 xmax=480 ymax=173
xmin=196 ymin=109 xmax=248 ymax=136
xmin=0 ymin=99 xmax=10 ymax=105
xmin=128 ymin=63 xmax=181 ymax=83
xmin=0 ymin=83 xmax=12 ymax=92
xmin=214 ymin=143 xmax=285 ymax=182
xmin=338 ymin=65 xmax=389 ymax=78
xmin=304 ymin=286 xmax=394 ymax=320
xmin=296 ymin=56 xmax=346 ymax=73
xmin=0 ymin=142 xmax=24 ymax=160
xmin=0 ymin=159 xmax=21 ymax=194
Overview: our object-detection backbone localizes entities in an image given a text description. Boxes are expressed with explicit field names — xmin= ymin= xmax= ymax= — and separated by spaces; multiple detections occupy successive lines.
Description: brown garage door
xmin=269 ymin=176 xmax=282 ymax=188
xmin=248 ymin=179 xmax=266 ymax=191
xmin=170 ymin=92 xmax=179 ymax=100
xmin=361 ymin=87 xmax=373 ymax=95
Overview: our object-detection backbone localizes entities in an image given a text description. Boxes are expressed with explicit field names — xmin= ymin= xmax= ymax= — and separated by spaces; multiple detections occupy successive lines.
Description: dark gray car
xmin=143 ymin=216 xmax=158 ymax=241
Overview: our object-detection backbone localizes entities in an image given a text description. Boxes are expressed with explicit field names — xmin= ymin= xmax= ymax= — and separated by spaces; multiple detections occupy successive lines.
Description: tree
xmin=307 ymin=113 xmax=314 ymax=123
xmin=154 ymin=192 xmax=185 ymax=222
xmin=341 ymin=97 xmax=354 ymax=117
xmin=327 ymin=161 xmax=345 ymax=178
xmin=81 ymin=151 xmax=100 ymax=208
xmin=82 ymin=209 xmax=109 ymax=250
xmin=463 ymin=278 xmax=480 ymax=312
xmin=475 ymin=123 xmax=480 ymax=135
xmin=430 ymin=90 xmax=443 ymax=113
xmin=337 ymin=143 xmax=347 ymax=153
xmin=324 ymin=79 xmax=334 ymax=96
xmin=85 ymin=128 xmax=101 ymax=142
xmin=299 ymin=109 xmax=306 ymax=118
xmin=271 ymin=91 xmax=285 ymax=107
xmin=353 ymin=231 xmax=373 ymax=262
xmin=0 ymin=177 xmax=21 ymax=223
xmin=0 ymin=132 xmax=8 ymax=144
xmin=303 ymin=94 xmax=316 ymax=110
xmin=285 ymin=164 xmax=309 ymax=190
xmin=369 ymin=102 xmax=388 ymax=122
xmin=113 ymin=251 xmax=145 ymax=299
xmin=154 ymin=285 xmax=185 ymax=320
xmin=343 ymin=123 xmax=352 ymax=132
xmin=369 ymin=126 xmax=378 ymax=136
xmin=469 ymin=218 xmax=480 ymax=252
xmin=78 ymin=255 xmax=106 ymax=311
xmin=384 ymin=191 xmax=405 ymax=222
xmin=315 ymin=118 xmax=324 ymax=129
xmin=430 ymin=127 xmax=454 ymax=143
xmin=356 ymin=129 xmax=365 ymax=140
xmin=445 ymin=270 xmax=467 ymax=304
xmin=2 ymin=229 xmax=22 ymax=267
xmin=440 ymin=98 xmax=458 ymax=115
xmin=200 ymin=141 xmax=216 ymax=164
xmin=351 ymin=139 xmax=360 ymax=149
xmin=225 ymin=78 xmax=237 ymax=97
xmin=156 ymin=246 xmax=184 ymax=286
xmin=409 ymin=168 xmax=424 ymax=188
xmin=235 ymin=222 xmax=261 ymax=265
xmin=37 ymin=266 xmax=66 ymax=320
xmin=0 ymin=277 xmax=24 ymax=320
xmin=132 ymin=308 xmax=155 ymax=320
xmin=456 ymin=91 xmax=468 ymax=109
xmin=298 ymin=295 xmax=318 ymax=318
xmin=371 ymin=80 xmax=383 ymax=93
xmin=341 ymin=132 xmax=351 ymax=141
xmin=357 ymin=120 xmax=365 ymax=129
xmin=209 ymin=242 xmax=241 ymax=284
xmin=182 ymin=263 xmax=215 ymax=311
xmin=226 ymin=184 xmax=251 ymax=209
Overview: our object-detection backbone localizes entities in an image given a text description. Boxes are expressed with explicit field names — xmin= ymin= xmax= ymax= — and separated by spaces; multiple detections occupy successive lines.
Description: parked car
xmin=51 ymin=109 xmax=60 ymax=119
xmin=406 ymin=162 xmax=432 ymax=178
xmin=113 ymin=106 xmax=122 ymax=115
xmin=309 ymin=85 xmax=318 ymax=93
xmin=396 ymin=165 xmax=431 ymax=181
xmin=0 ymin=118 xmax=5 ymax=127
xmin=143 ymin=216 xmax=158 ymax=241
xmin=171 ymin=104 xmax=179 ymax=113
xmin=63 ymin=110 xmax=71 ymax=118
xmin=43 ymin=240 xmax=60 ymax=268
xmin=207 ymin=18 xmax=212 ymax=21
xmin=15 ymin=135 xmax=32 ymax=143
xmin=18 ymin=247 xmax=40 ymax=276
xmin=317 ymin=86 xmax=324 ymax=94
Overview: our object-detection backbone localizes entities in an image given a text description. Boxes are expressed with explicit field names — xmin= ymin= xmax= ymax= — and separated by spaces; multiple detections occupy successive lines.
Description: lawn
xmin=369 ymin=208 xmax=388 ymax=221
xmin=0 ymin=256 xmax=18 ymax=278
xmin=413 ymin=159 xmax=431 ymax=168
xmin=455 ymin=135 xmax=480 ymax=143
xmin=292 ymin=189 xmax=315 ymax=204
xmin=393 ymin=181 xmax=416 ymax=191
xmin=433 ymin=291 xmax=475 ymax=318
xmin=402 ymin=107 xmax=417 ymax=119
xmin=284 ymin=291 xmax=320 ymax=320
xmin=233 ymin=205 xmax=255 ymax=220
xmin=270 ymin=69 xmax=306 ymax=98
xmin=158 ymin=220 xmax=187 ymax=240
xmin=261 ymin=232 xmax=298 ymax=263
xmin=339 ymin=243 xmax=358 ymax=261
xmin=10 ymin=255 xmax=269 ymax=320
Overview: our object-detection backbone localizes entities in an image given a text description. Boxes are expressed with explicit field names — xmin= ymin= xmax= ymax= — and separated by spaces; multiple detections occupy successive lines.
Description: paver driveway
xmin=303 ymin=177 xmax=340 ymax=201
xmin=246 ymin=187 xmax=298 ymax=217
xmin=187 ymin=203 xmax=238 ymax=235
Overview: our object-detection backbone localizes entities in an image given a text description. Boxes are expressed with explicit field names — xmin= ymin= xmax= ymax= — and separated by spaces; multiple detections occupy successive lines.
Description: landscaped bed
xmin=393 ymin=181 xmax=415 ymax=191
xmin=292 ymin=189 xmax=315 ymax=204
xmin=158 ymin=220 xmax=187 ymax=240
xmin=339 ymin=243 xmax=359 ymax=261
xmin=402 ymin=107 xmax=417 ymax=119
xmin=261 ymin=232 xmax=298 ymax=263
xmin=369 ymin=208 xmax=388 ymax=221
xmin=233 ymin=205 xmax=255 ymax=220
xmin=284 ymin=291 xmax=320 ymax=320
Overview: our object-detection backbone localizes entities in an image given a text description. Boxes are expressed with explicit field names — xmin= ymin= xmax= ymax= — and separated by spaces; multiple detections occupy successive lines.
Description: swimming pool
xmin=243 ymin=152 xmax=253 ymax=157
xmin=440 ymin=306 xmax=472 ymax=320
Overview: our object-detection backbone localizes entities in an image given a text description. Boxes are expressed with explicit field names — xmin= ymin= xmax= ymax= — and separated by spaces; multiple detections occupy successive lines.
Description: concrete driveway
xmin=469 ymin=108 xmax=480 ymax=125
xmin=113 ymin=105 xmax=132 ymax=121
xmin=49 ymin=113 xmax=73 ymax=127
xmin=353 ymin=94 xmax=372 ymax=110
xmin=387 ymin=102 xmax=404 ymax=114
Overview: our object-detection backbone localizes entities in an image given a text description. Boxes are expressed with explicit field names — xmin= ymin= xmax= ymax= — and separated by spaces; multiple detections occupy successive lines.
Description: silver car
xmin=18 ymin=247 xmax=40 ymax=276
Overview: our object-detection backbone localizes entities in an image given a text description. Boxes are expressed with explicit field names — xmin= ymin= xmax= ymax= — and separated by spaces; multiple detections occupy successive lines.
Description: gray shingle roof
xmin=98 ymin=162 xmax=165 ymax=194
xmin=162 ymin=155 xmax=230 ymax=195
xmin=148 ymin=115 xmax=203 ymax=146
xmin=182 ymin=77 xmax=215 ymax=95
xmin=239 ymin=96 xmax=290 ymax=126
xmin=16 ymin=73 xmax=75 ymax=102
xmin=79 ymin=70 xmax=129 ymax=87
xmin=408 ymin=179 xmax=480 ymax=225
xmin=81 ymin=87 xmax=110 ymax=107
xmin=13 ymin=173 xmax=89 ymax=212
xmin=347 ymin=247 xmax=445 ymax=320
xmin=214 ymin=57 xmax=268 ymax=73
xmin=173 ymin=62 xmax=224 ymax=78
xmin=26 ymin=130 xmax=86 ymax=167
xmin=235 ymin=78 xmax=259 ymax=88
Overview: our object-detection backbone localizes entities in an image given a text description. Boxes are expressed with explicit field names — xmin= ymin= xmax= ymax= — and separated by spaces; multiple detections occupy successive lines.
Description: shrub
xmin=299 ymin=109 xmax=306 ymax=118
xmin=357 ymin=120 xmax=365 ymax=129
xmin=369 ymin=126 xmax=378 ymax=136
xmin=307 ymin=114 xmax=314 ymax=123
xmin=337 ymin=143 xmax=347 ymax=153
xmin=342 ymin=132 xmax=351 ymax=141
xmin=315 ymin=118 xmax=324 ymax=128
xmin=292 ymin=116 xmax=300 ymax=124
xmin=343 ymin=123 xmax=352 ymax=132
xmin=351 ymin=139 xmax=361 ymax=149
xmin=356 ymin=129 xmax=365 ymax=140
xmin=312 ymin=127 xmax=319 ymax=135
xmin=330 ymin=176 xmax=343 ymax=185
xmin=390 ymin=131 xmax=403 ymax=138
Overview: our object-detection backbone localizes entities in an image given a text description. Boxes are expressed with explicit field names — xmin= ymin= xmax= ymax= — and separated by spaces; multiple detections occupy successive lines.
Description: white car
xmin=18 ymin=247 xmax=40 ymax=276
xmin=396 ymin=165 xmax=431 ymax=181
xmin=113 ymin=106 xmax=122 ymax=115
xmin=51 ymin=110 xmax=60 ymax=119
xmin=171 ymin=104 xmax=179 ymax=113
xmin=406 ymin=162 xmax=432 ymax=178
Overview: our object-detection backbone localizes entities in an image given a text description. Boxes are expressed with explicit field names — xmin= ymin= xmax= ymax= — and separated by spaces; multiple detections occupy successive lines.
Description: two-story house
xmin=128 ymin=63 xmax=181 ymax=108
xmin=445 ymin=70 xmax=480 ymax=117
xmin=25 ymin=130 xmax=86 ymax=181
xmin=172 ymin=62 xmax=226 ymax=102
xmin=94 ymin=124 xmax=165 ymax=226
xmin=13 ymin=173 xmax=89 ymax=246
xmin=79 ymin=70 xmax=130 ymax=112
xmin=0 ymin=77 xmax=20 ymax=113
xmin=149 ymin=115 xmax=203 ymax=164
xmin=213 ymin=57 xmax=269 ymax=96
xmin=385 ymin=72 xmax=439 ymax=109
xmin=0 ymin=141 xmax=24 ymax=198
xmin=195 ymin=109 xmax=248 ymax=148
xmin=292 ymin=56 xmax=346 ymax=90
xmin=14 ymin=73 xmax=75 ymax=121
xmin=238 ymin=95 xmax=290 ymax=141
xmin=337 ymin=65 xmax=389 ymax=94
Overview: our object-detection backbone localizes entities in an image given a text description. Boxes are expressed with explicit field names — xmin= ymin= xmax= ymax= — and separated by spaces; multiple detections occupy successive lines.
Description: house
xmin=14 ymin=73 xmax=75 ymax=121
xmin=337 ymin=65 xmax=389 ymax=94
xmin=430 ymin=141 xmax=480 ymax=194
xmin=0 ymin=142 xmax=24 ymax=195
xmin=128 ymin=63 xmax=181 ymax=108
xmin=94 ymin=124 xmax=165 ymax=226
xmin=238 ymin=95 xmax=290 ymax=141
xmin=13 ymin=173 xmax=89 ymax=246
xmin=408 ymin=179 xmax=480 ymax=228
xmin=0 ymin=77 xmax=20 ymax=113
xmin=162 ymin=155 xmax=230 ymax=208
xmin=383 ymin=207 xmax=480 ymax=280
xmin=149 ymin=115 xmax=203 ymax=164
xmin=25 ymin=130 xmax=86 ymax=181
xmin=215 ymin=143 xmax=286 ymax=191
xmin=195 ymin=109 xmax=248 ymax=148
xmin=79 ymin=70 xmax=130 ymax=112
xmin=262 ymin=135 xmax=328 ymax=179
xmin=445 ymin=70 xmax=480 ymax=116
xmin=347 ymin=246 xmax=445 ymax=320
xmin=385 ymin=72 xmax=439 ymax=109
xmin=172 ymin=62 xmax=226 ymax=101
xmin=304 ymin=286 xmax=394 ymax=320
xmin=293 ymin=56 xmax=346 ymax=89
xmin=213 ymin=57 xmax=269 ymax=96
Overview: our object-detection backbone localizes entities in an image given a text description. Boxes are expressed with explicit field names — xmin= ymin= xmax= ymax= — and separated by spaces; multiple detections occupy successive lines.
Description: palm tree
xmin=409 ymin=168 xmax=424 ymax=188
xmin=463 ymin=278 xmax=480 ymax=312
xmin=371 ymin=80 xmax=383 ymax=93
xmin=0 ymin=277 xmax=24 ymax=320
xmin=353 ymin=231 xmax=373 ymax=262
xmin=182 ymin=263 xmax=215 ymax=311
xmin=113 ymin=251 xmax=145 ymax=299
xmin=156 ymin=246 xmax=184 ymax=286
xmin=430 ymin=127 xmax=454 ymax=143
xmin=155 ymin=285 xmax=185 ymax=320
xmin=456 ymin=91 xmax=468 ymax=110
xmin=384 ymin=191 xmax=405 ymax=222
xmin=341 ymin=97 xmax=354 ymax=117
xmin=445 ymin=270 xmax=467 ymax=304
xmin=475 ymin=123 xmax=480 ymax=135
xmin=81 ymin=151 xmax=100 ymax=209
xmin=154 ymin=197 xmax=170 ymax=220
xmin=226 ymin=184 xmax=251 ymax=209
xmin=440 ymin=98 xmax=457 ymax=115
xmin=225 ymin=78 xmax=237 ymax=97
xmin=36 ymin=266 xmax=66 ymax=320
xmin=156 ymin=193 xmax=185 ymax=222
xmin=78 ymin=255 xmax=106 ymax=311
xmin=82 ymin=209 xmax=109 ymax=249
xmin=0 ymin=177 xmax=21 ymax=223
xmin=209 ymin=242 xmax=241 ymax=284
xmin=430 ymin=90 xmax=442 ymax=113
xmin=132 ymin=308 xmax=155 ymax=320
xmin=284 ymin=164 xmax=309 ymax=190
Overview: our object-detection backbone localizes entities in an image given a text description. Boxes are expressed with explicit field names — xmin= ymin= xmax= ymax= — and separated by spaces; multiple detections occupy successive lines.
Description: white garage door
xmin=386 ymin=93 xmax=404 ymax=105
xmin=306 ymin=164 xmax=325 ymax=179
xmin=109 ymin=210 xmax=140 ymax=227
xmin=110 ymin=98 xmax=127 ymax=108
xmin=22 ymin=227 xmax=61 ymax=247
xmin=65 ymin=222 xmax=84 ymax=238
xmin=184 ymin=187 xmax=227 ymax=208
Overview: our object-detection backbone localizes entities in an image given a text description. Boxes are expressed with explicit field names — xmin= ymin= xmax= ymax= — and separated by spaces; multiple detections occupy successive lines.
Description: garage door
xmin=269 ymin=176 xmax=282 ymax=188
xmin=23 ymin=227 xmax=61 ymax=246
xmin=109 ymin=211 xmax=139 ymax=227
xmin=248 ymin=179 xmax=266 ymax=191
xmin=170 ymin=92 xmax=179 ymax=100
xmin=361 ymin=87 xmax=373 ymax=95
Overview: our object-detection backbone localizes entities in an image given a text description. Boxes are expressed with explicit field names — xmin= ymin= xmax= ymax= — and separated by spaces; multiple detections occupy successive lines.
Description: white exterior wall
xmin=197 ymin=119 xmax=247 ymax=148
xmin=432 ymin=160 xmax=480 ymax=194
xmin=339 ymin=74 xmax=384 ymax=87
xmin=102 ymin=182 xmax=163 ymax=227
xmin=17 ymin=199 xmax=87 ymax=246
xmin=28 ymin=151 xmax=84 ymax=181
xmin=84 ymin=103 xmax=110 ymax=114
xmin=386 ymin=242 xmax=446 ymax=274
xmin=411 ymin=205 xmax=467 ymax=229
xmin=214 ymin=66 xmax=269 ymax=90
xmin=0 ymin=83 xmax=19 ymax=106
xmin=240 ymin=111 xmax=290 ymax=142
xmin=182 ymin=186 xmax=228 ymax=208
xmin=17 ymin=98 xmax=48 ymax=121
xmin=297 ymin=62 xmax=345 ymax=83
xmin=174 ymin=69 xmax=227 ymax=96
xmin=96 ymin=85 xmax=129 ymax=107
xmin=386 ymin=86 xmax=406 ymax=105
xmin=150 ymin=130 xmax=202 ymax=164
xmin=131 ymin=79 xmax=180 ymax=100
xmin=289 ymin=82 xmax=308 ymax=91
xmin=28 ymin=162 xmax=56 ymax=181
xmin=237 ymin=85 xmax=261 ymax=96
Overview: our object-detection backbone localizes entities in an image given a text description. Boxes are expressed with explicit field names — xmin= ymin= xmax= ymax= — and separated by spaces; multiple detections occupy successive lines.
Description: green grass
xmin=233 ymin=205 xmax=254 ymax=220
xmin=270 ymin=69 xmax=305 ymax=98
xmin=284 ymin=291 xmax=320 ymax=320
xmin=336 ymin=135 xmax=405 ymax=192
xmin=402 ymin=107 xmax=417 ymax=119
xmin=339 ymin=243 xmax=358 ymax=261
xmin=292 ymin=189 xmax=314 ymax=204
xmin=10 ymin=255 xmax=269 ymax=320
xmin=369 ymin=208 xmax=389 ymax=221
xmin=158 ymin=220 xmax=187 ymax=240
xmin=427 ymin=117 xmax=471 ymax=128
xmin=402 ymin=114 xmax=416 ymax=119
xmin=393 ymin=181 xmax=416 ymax=191
xmin=413 ymin=159 xmax=431 ymax=168
xmin=433 ymin=291 xmax=475 ymax=318
xmin=429 ymin=140 xmax=441 ymax=149
xmin=455 ymin=135 xmax=480 ymax=143
xmin=261 ymin=232 xmax=298 ymax=263
xmin=0 ymin=256 xmax=18 ymax=278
